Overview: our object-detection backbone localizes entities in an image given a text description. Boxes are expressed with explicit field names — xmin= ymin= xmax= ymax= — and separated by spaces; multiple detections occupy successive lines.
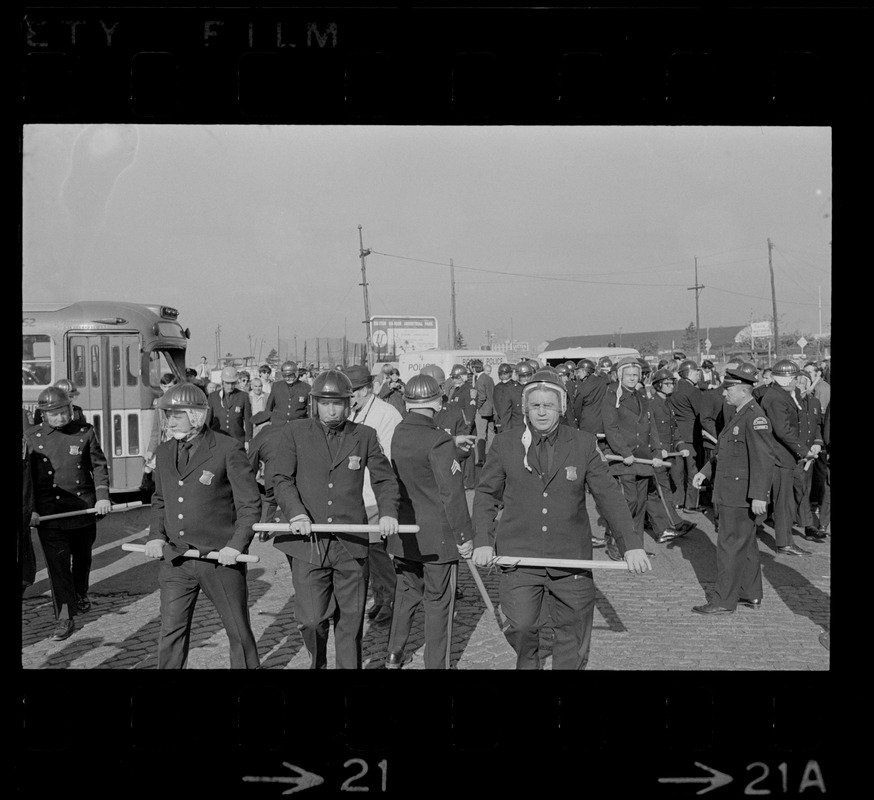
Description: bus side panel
xmin=107 ymin=334 xmax=147 ymax=492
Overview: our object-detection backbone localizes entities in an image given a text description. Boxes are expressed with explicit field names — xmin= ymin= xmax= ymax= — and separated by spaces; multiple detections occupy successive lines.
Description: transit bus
xmin=22 ymin=301 xmax=190 ymax=493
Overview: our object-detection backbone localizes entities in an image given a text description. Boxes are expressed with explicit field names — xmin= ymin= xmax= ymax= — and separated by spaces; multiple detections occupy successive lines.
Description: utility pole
xmin=216 ymin=325 xmax=221 ymax=366
xmin=358 ymin=225 xmax=374 ymax=367
xmin=767 ymin=238 xmax=779 ymax=358
xmin=687 ymin=256 xmax=705 ymax=363
xmin=450 ymin=258 xmax=457 ymax=349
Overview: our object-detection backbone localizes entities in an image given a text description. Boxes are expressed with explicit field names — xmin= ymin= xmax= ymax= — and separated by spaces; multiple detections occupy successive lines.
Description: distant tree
xmin=681 ymin=322 xmax=698 ymax=355
xmin=455 ymin=330 xmax=467 ymax=349
xmin=635 ymin=339 xmax=661 ymax=357
xmin=266 ymin=348 xmax=279 ymax=367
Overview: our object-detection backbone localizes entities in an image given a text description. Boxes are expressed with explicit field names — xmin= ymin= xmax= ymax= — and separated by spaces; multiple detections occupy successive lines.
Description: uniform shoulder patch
xmin=753 ymin=416 xmax=770 ymax=430
xmin=451 ymin=459 xmax=462 ymax=475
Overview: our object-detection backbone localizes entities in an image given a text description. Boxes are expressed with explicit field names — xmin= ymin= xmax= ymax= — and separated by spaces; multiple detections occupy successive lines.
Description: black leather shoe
xmin=692 ymin=603 xmax=734 ymax=615
xmin=683 ymin=505 xmax=705 ymax=514
xmin=77 ymin=594 xmax=91 ymax=613
xmin=817 ymin=527 xmax=830 ymax=538
xmin=738 ymin=597 xmax=762 ymax=609
xmin=373 ymin=605 xmax=393 ymax=626
xmin=385 ymin=650 xmax=412 ymax=669
xmin=657 ymin=528 xmax=685 ymax=543
xmin=605 ymin=538 xmax=623 ymax=561
xmin=777 ymin=545 xmax=813 ymax=557
xmin=50 ymin=619 xmax=76 ymax=641
xmin=591 ymin=535 xmax=606 ymax=548
xmin=803 ymin=526 xmax=828 ymax=543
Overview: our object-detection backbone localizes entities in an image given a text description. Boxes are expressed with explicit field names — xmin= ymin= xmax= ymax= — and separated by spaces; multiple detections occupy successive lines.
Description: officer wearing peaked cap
xmin=384 ymin=374 xmax=474 ymax=669
xmin=208 ymin=365 xmax=253 ymax=447
xmin=473 ymin=369 xmax=650 ymax=669
xmin=265 ymin=360 xmax=310 ymax=423
xmin=26 ymin=386 xmax=111 ymax=641
xmin=143 ymin=383 xmax=263 ymax=667
xmin=692 ymin=364 xmax=775 ymax=614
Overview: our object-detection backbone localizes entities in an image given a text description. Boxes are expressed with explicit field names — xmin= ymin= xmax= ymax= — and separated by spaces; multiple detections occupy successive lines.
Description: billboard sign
xmin=370 ymin=315 xmax=438 ymax=359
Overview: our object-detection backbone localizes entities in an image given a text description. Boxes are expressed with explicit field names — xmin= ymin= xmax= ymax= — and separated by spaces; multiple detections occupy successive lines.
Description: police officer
xmin=597 ymin=355 xmax=615 ymax=382
xmin=31 ymin=378 xmax=87 ymax=426
xmin=472 ymin=370 xmax=650 ymax=669
xmin=421 ymin=364 xmax=477 ymax=463
xmin=385 ymin=374 xmax=474 ymax=669
xmin=208 ymin=365 xmax=253 ymax=448
xmin=247 ymin=410 xmax=285 ymax=540
xmin=493 ymin=362 xmax=523 ymax=434
xmin=270 ymin=370 xmax=400 ymax=669
xmin=793 ymin=369 xmax=827 ymax=543
xmin=26 ymin=387 xmax=111 ymax=641
xmin=692 ymin=363 xmax=775 ymax=614
xmin=142 ymin=383 xmax=262 ymax=668
xmin=759 ymin=360 xmax=817 ymax=556
xmin=265 ymin=360 xmax=310 ymax=424
xmin=571 ymin=359 xmax=608 ymax=436
xmin=515 ymin=360 xmax=536 ymax=387
xmin=470 ymin=358 xmax=496 ymax=463
xmin=447 ymin=364 xmax=479 ymax=489
xmin=669 ymin=359 xmax=705 ymax=512
xmin=344 ymin=364 xmax=404 ymax=626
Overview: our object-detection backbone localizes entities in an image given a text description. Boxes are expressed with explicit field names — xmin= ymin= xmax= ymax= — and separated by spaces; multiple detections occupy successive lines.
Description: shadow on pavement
xmin=255 ymin=594 xmax=306 ymax=669
xmin=759 ymin=550 xmax=830 ymax=629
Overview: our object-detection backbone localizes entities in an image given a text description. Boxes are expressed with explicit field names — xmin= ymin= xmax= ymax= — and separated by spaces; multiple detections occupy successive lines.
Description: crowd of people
xmin=21 ymin=349 xmax=831 ymax=666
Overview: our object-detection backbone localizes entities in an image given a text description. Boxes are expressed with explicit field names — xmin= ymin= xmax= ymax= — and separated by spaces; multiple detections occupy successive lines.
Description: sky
xmin=22 ymin=124 xmax=831 ymax=365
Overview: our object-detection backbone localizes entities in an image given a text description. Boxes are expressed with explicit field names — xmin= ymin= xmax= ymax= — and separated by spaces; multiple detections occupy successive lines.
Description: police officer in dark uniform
xmin=447 ymin=364 xmax=479 ymax=489
xmin=669 ymin=359 xmax=705 ymax=512
xmin=26 ymin=386 xmax=111 ymax=641
xmin=265 ymin=360 xmax=310 ymax=424
xmin=570 ymin=358 xmax=608 ymax=436
xmin=143 ymin=383 xmax=262 ymax=668
xmin=470 ymin=358 xmax=496 ymax=463
xmin=760 ymin=359 xmax=817 ymax=556
xmin=473 ymin=370 xmax=651 ymax=669
xmin=420 ymin=364 xmax=477 ymax=463
xmin=208 ymin=365 xmax=253 ymax=447
xmin=385 ymin=374 xmax=474 ymax=669
xmin=248 ymin=410 xmax=285 ymax=540
xmin=31 ymin=378 xmax=87 ymax=426
xmin=270 ymin=370 xmax=400 ymax=669
xmin=692 ymin=364 xmax=775 ymax=613
xmin=493 ymin=362 xmax=523 ymax=434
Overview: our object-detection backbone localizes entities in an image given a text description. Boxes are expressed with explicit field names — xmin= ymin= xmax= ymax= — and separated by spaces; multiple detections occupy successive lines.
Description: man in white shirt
xmin=344 ymin=364 xmax=404 ymax=626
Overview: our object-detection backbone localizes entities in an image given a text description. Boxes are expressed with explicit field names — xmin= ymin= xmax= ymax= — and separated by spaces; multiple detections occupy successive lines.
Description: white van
xmin=397 ymin=349 xmax=510 ymax=383
xmin=537 ymin=346 xmax=641 ymax=367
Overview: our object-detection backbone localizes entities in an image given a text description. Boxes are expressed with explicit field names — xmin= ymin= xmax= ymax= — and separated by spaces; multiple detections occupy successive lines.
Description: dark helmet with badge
xmin=403 ymin=374 xmax=443 ymax=410
xmin=310 ymin=369 xmax=353 ymax=398
xmin=771 ymin=359 xmax=800 ymax=377
xmin=158 ymin=383 xmax=209 ymax=427
xmin=450 ymin=364 xmax=469 ymax=380
xmin=37 ymin=386 xmax=72 ymax=412
xmin=576 ymin=358 xmax=596 ymax=375
xmin=522 ymin=369 xmax=568 ymax=413
xmin=53 ymin=378 xmax=80 ymax=399
xmin=280 ymin=360 xmax=297 ymax=379
xmin=421 ymin=363 xmax=447 ymax=383
xmin=678 ymin=359 xmax=699 ymax=377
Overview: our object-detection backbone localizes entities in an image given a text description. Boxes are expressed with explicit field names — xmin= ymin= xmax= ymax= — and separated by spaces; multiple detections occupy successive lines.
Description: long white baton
xmin=121 ymin=543 xmax=259 ymax=563
xmin=253 ymin=523 xmax=420 ymax=544
xmin=493 ymin=555 xmax=630 ymax=570
xmin=37 ymin=501 xmax=146 ymax=523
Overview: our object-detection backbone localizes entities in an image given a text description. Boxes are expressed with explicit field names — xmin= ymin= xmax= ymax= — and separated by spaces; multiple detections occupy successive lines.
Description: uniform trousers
xmin=795 ymin=459 xmax=816 ymax=528
xmin=670 ymin=453 xmax=700 ymax=509
xmin=474 ymin=413 xmax=496 ymax=463
xmin=499 ymin=567 xmax=595 ymax=670
xmin=646 ymin=469 xmax=683 ymax=533
xmin=157 ymin=557 xmax=260 ymax=669
xmin=771 ymin=464 xmax=804 ymax=547
xmin=711 ymin=505 xmax=763 ymax=610
xmin=387 ymin=558 xmax=455 ymax=669
xmin=817 ymin=462 xmax=831 ymax=531
xmin=289 ymin=541 xmax=369 ymax=669
xmin=365 ymin=504 xmax=396 ymax=608
xmin=37 ymin=522 xmax=97 ymax=620
xmin=615 ymin=473 xmax=649 ymax=552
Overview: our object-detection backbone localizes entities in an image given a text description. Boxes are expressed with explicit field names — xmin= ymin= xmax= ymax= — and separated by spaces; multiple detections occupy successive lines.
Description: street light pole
xmin=687 ymin=256 xmax=704 ymax=364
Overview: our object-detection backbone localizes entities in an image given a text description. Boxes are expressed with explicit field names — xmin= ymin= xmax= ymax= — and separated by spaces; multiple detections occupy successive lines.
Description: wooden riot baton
xmin=253 ymin=523 xmax=420 ymax=544
xmin=463 ymin=558 xmax=503 ymax=629
xmin=37 ymin=501 xmax=145 ymax=523
xmin=493 ymin=555 xmax=630 ymax=570
xmin=604 ymin=453 xmax=670 ymax=467
xmin=122 ymin=543 xmax=259 ymax=563
xmin=804 ymin=456 xmax=817 ymax=472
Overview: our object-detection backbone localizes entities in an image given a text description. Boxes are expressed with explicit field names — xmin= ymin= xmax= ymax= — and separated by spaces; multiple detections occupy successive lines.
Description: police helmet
xmin=158 ymin=383 xmax=209 ymax=428
xmin=404 ymin=374 xmax=443 ymax=407
xmin=310 ymin=369 xmax=353 ymax=399
xmin=450 ymin=364 xmax=469 ymax=380
xmin=53 ymin=378 xmax=80 ymax=399
xmin=771 ymin=359 xmax=800 ymax=377
xmin=37 ymin=386 xmax=72 ymax=412
xmin=678 ymin=359 xmax=699 ymax=377
xmin=651 ymin=368 xmax=675 ymax=387
xmin=220 ymin=366 xmax=239 ymax=383
xmin=516 ymin=361 xmax=536 ymax=382
xmin=280 ymin=361 xmax=297 ymax=378
xmin=563 ymin=360 xmax=576 ymax=371
xmin=421 ymin=364 xmax=447 ymax=383
xmin=576 ymin=358 xmax=596 ymax=374
xmin=496 ymin=362 xmax=513 ymax=377
xmin=522 ymin=369 xmax=568 ymax=414
xmin=555 ymin=363 xmax=571 ymax=377
xmin=598 ymin=356 xmax=613 ymax=370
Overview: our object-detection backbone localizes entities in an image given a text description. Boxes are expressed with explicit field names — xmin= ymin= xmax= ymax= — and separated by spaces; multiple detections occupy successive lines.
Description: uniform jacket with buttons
xmin=649 ymin=392 xmax=686 ymax=451
xmin=150 ymin=427 xmax=261 ymax=557
xmin=760 ymin=384 xmax=808 ymax=468
xmin=493 ymin=379 xmax=523 ymax=432
xmin=700 ymin=398 xmax=775 ymax=508
xmin=208 ymin=387 xmax=253 ymax=443
xmin=474 ymin=371 xmax=496 ymax=418
xmin=447 ymin=380 xmax=478 ymax=431
xmin=699 ymin=387 xmax=723 ymax=450
xmin=270 ymin=419 xmax=400 ymax=564
xmin=473 ymin=425 xmax=641 ymax=562
xmin=798 ymin=392 xmax=825 ymax=451
xmin=265 ymin=379 xmax=310 ymax=423
xmin=601 ymin=383 xmax=663 ymax=477
xmin=572 ymin=373 xmax=609 ymax=435
xmin=248 ymin=422 xmax=286 ymax=503
xmin=26 ymin=420 xmax=110 ymax=529
xmin=387 ymin=412 xmax=473 ymax=564
xmin=667 ymin=378 xmax=702 ymax=458
xmin=435 ymin=400 xmax=474 ymax=462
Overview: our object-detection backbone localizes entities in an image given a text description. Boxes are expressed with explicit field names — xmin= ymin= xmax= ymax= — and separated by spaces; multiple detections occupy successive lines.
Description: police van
xmin=537 ymin=346 xmax=641 ymax=368
xmin=396 ymin=349 xmax=509 ymax=383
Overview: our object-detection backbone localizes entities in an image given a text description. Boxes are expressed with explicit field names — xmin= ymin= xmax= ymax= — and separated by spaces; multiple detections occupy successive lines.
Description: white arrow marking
xmin=243 ymin=762 xmax=325 ymax=795
xmin=658 ymin=762 xmax=734 ymax=795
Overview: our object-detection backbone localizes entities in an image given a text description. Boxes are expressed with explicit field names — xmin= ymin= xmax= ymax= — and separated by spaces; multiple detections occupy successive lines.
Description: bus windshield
xmin=148 ymin=348 xmax=186 ymax=389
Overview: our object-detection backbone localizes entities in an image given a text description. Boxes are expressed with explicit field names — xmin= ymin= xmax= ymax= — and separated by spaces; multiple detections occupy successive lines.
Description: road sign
xmin=703 ymin=338 xmax=711 ymax=351
xmin=798 ymin=336 xmax=808 ymax=350
xmin=370 ymin=315 xmax=438 ymax=359
xmin=750 ymin=321 xmax=772 ymax=338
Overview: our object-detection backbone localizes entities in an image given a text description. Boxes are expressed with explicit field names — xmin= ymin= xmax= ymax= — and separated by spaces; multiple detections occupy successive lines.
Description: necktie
xmin=177 ymin=441 xmax=193 ymax=471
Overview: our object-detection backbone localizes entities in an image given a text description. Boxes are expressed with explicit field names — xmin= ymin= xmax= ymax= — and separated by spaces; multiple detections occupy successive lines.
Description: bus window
xmin=148 ymin=349 xmax=182 ymax=390
xmin=112 ymin=345 xmax=122 ymax=387
xmin=127 ymin=413 xmax=140 ymax=455
xmin=126 ymin=344 xmax=138 ymax=386
xmin=92 ymin=414 xmax=101 ymax=444
xmin=90 ymin=344 xmax=101 ymax=387
xmin=22 ymin=334 xmax=53 ymax=386
xmin=72 ymin=344 xmax=86 ymax=388
xmin=113 ymin=414 xmax=122 ymax=456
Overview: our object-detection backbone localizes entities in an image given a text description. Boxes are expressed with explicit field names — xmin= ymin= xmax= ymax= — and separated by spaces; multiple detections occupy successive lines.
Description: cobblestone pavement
xmin=20 ymin=494 xmax=829 ymax=670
